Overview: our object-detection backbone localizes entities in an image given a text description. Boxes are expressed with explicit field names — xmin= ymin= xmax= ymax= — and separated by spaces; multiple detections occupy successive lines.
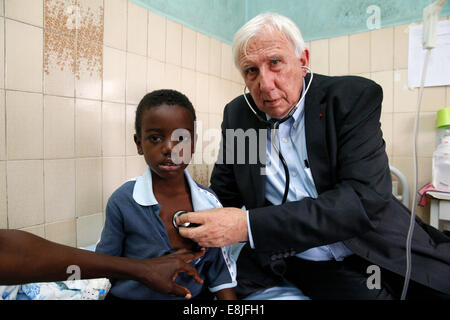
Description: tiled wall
xmin=307 ymin=16 xmax=450 ymax=222
xmin=0 ymin=0 xmax=244 ymax=247
xmin=1 ymin=0 xmax=448 ymax=247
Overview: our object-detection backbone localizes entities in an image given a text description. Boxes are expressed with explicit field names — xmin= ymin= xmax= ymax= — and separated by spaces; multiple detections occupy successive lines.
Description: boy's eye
xmin=148 ymin=135 xmax=163 ymax=143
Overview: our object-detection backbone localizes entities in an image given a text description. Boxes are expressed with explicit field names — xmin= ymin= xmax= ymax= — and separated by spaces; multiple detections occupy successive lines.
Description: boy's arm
xmin=0 ymin=230 xmax=204 ymax=299
xmin=215 ymin=287 xmax=237 ymax=300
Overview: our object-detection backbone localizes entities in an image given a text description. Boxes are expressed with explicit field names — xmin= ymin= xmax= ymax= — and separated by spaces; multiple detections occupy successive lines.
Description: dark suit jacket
xmin=210 ymin=73 xmax=450 ymax=297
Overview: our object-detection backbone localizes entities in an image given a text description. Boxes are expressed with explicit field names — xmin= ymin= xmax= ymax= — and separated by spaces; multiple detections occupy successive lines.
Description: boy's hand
xmin=137 ymin=248 xmax=205 ymax=299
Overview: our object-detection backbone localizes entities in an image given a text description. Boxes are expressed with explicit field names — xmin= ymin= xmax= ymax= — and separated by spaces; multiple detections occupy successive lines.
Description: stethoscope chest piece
xmin=172 ymin=210 xmax=199 ymax=229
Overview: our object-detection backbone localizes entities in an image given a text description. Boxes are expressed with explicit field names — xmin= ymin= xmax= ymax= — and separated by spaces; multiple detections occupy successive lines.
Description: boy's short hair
xmin=135 ymin=89 xmax=197 ymax=137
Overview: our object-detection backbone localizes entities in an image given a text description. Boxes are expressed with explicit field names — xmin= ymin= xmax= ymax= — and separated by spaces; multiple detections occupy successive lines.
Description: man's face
xmin=238 ymin=31 xmax=309 ymax=119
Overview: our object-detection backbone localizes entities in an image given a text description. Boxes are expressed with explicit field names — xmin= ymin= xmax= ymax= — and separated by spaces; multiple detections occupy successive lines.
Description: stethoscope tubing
xmin=243 ymin=66 xmax=313 ymax=204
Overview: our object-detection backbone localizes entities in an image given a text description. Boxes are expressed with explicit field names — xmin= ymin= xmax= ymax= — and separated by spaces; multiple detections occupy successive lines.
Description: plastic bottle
xmin=432 ymin=135 xmax=450 ymax=192
xmin=436 ymin=108 xmax=450 ymax=146
xmin=436 ymin=125 xmax=450 ymax=147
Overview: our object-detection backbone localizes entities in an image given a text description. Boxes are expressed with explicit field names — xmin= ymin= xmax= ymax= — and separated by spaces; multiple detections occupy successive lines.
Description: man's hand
xmin=136 ymin=248 xmax=205 ymax=299
xmin=177 ymin=208 xmax=249 ymax=247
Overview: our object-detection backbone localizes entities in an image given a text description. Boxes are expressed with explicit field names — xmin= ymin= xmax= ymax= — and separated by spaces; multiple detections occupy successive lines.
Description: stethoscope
xmin=172 ymin=210 xmax=199 ymax=229
xmin=243 ymin=66 xmax=314 ymax=205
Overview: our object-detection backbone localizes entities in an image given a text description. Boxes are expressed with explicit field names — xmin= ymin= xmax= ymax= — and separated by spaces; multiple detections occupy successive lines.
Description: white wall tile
xmin=195 ymin=72 xmax=209 ymax=113
xmin=166 ymin=19 xmax=182 ymax=66
xmin=182 ymin=26 xmax=196 ymax=70
xmin=126 ymin=53 xmax=147 ymax=105
xmin=147 ymin=58 xmax=165 ymax=92
xmin=76 ymin=158 xmax=102 ymax=217
xmin=44 ymin=95 xmax=75 ymax=159
xmin=104 ymin=0 xmax=127 ymax=50
xmin=221 ymin=43 xmax=233 ymax=80
xmin=349 ymin=32 xmax=370 ymax=74
xmin=127 ymin=1 xmax=147 ymax=56
xmin=394 ymin=24 xmax=410 ymax=70
xmin=75 ymin=99 xmax=102 ymax=157
xmin=45 ymin=219 xmax=77 ymax=247
xmin=371 ymin=28 xmax=394 ymax=72
xmin=393 ymin=69 xmax=418 ymax=113
xmin=102 ymin=102 xmax=126 ymax=157
xmin=76 ymin=213 xmax=104 ymax=247
xmin=103 ymin=46 xmax=126 ymax=103
xmin=126 ymin=104 xmax=137 ymax=156
xmin=208 ymin=75 xmax=222 ymax=114
xmin=44 ymin=159 xmax=76 ymax=223
xmin=20 ymin=224 xmax=45 ymax=238
xmin=196 ymin=33 xmax=209 ymax=74
xmin=181 ymin=68 xmax=196 ymax=106
xmin=0 ymin=90 xmax=5 ymax=161
xmin=5 ymin=20 xmax=43 ymax=92
xmin=371 ymin=70 xmax=394 ymax=113
xmin=329 ymin=36 xmax=348 ymax=76
xmin=0 ymin=18 xmax=4 ymax=89
xmin=6 ymin=91 xmax=43 ymax=160
xmin=102 ymin=157 xmax=125 ymax=210
xmin=5 ymin=0 xmax=43 ymax=27
xmin=310 ymin=39 xmax=329 ymax=75
xmin=209 ymin=38 xmax=221 ymax=77
xmin=126 ymin=155 xmax=147 ymax=180
xmin=147 ymin=10 xmax=166 ymax=62
xmin=7 ymin=160 xmax=44 ymax=229
xmin=0 ymin=161 xmax=6 ymax=228
xmin=164 ymin=63 xmax=182 ymax=92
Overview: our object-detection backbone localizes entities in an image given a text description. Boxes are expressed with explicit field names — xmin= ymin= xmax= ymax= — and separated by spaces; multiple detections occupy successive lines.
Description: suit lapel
xmin=304 ymin=74 xmax=330 ymax=194
xmin=244 ymin=94 xmax=268 ymax=208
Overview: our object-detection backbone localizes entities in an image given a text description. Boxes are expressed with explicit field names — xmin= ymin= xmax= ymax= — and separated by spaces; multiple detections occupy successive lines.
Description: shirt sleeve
xmin=95 ymin=194 xmax=125 ymax=257
xmin=246 ymin=210 xmax=256 ymax=249
xmin=205 ymin=246 xmax=237 ymax=292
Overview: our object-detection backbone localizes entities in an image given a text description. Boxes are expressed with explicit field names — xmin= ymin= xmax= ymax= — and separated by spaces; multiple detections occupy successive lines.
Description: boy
xmin=96 ymin=90 xmax=237 ymax=300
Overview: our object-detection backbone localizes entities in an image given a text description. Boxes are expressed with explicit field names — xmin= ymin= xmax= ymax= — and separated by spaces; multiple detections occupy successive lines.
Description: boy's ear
xmin=134 ymin=134 xmax=144 ymax=155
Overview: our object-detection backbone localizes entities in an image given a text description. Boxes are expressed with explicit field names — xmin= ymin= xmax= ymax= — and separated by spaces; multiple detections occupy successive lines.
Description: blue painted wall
xmin=246 ymin=0 xmax=450 ymax=41
xmin=131 ymin=0 xmax=246 ymax=44
xmin=132 ymin=0 xmax=450 ymax=43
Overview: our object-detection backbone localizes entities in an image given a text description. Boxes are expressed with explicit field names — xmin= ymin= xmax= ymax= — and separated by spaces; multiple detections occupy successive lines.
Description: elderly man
xmin=178 ymin=12 xmax=450 ymax=299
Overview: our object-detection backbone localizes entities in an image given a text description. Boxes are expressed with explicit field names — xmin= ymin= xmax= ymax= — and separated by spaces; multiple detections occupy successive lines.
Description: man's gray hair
xmin=232 ymin=12 xmax=306 ymax=70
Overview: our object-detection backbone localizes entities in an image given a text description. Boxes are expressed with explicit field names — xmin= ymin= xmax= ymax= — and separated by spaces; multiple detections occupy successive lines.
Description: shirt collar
xmin=132 ymin=167 xmax=212 ymax=211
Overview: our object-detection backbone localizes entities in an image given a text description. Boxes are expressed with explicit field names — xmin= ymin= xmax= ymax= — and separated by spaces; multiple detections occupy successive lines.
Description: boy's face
xmin=134 ymin=104 xmax=195 ymax=180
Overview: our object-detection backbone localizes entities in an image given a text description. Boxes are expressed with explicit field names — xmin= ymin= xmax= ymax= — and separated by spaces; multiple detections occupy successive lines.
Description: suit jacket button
xmin=271 ymin=255 xmax=277 ymax=261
